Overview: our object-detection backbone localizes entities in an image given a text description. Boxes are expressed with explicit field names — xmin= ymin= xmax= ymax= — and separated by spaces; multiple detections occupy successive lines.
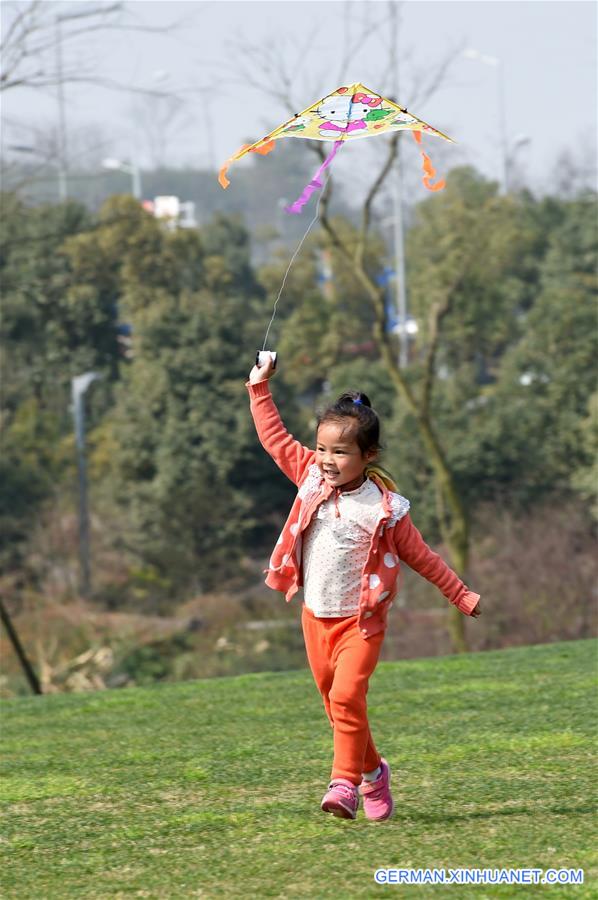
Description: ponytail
xmin=364 ymin=464 xmax=398 ymax=492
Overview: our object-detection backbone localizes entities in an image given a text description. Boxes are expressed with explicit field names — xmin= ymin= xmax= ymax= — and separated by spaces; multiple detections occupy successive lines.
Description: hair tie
xmin=353 ymin=398 xmax=363 ymax=405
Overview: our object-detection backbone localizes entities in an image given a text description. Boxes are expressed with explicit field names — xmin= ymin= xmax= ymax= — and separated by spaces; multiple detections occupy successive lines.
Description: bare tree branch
xmin=406 ymin=38 xmax=467 ymax=109
xmin=356 ymin=132 xmax=400 ymax=268
xmin=221 ymin=38 xmax=299 ymax=112
xmin=1 ymin=71 xmax=183 ymax=97
xmin=0 ymin=0 xmax=188 ymax=95
xmin=335 ymin=2 xmax=397 ymax=88
xmin=290 ymin=25 xmax=320 ymax=85
xmin=1 ymin=0 xmax=41 ymax=52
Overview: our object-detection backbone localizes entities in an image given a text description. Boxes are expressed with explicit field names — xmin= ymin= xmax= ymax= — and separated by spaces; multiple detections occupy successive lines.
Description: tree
xmin=1 ymin=1 xmax=189 ymax=200
xmin=571 ymin=392 xmax=598 ymax=521
xmin=0 ymin=1 xmax=174 ymax=94
xmin=479 ymin=195 xmax=598 ymax=506
xmin=0 ymin=194 xmax=122 ymax=409
xmin=266 ymin=217 xmax=387 ymax=396
xmin=62 ymin=198 xmax=302 ymax=600
xmin=0 ymin=192 xmax=125 ymax=570
xmin=0 ymin=190 xmax=122 ymax=687
xmin=316 ymin=163 xmax=494 ymax=651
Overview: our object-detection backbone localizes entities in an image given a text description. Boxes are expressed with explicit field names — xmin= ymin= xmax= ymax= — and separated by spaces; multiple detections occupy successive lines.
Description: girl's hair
xmin=316 ymin=391 xmax=398 ymax=491
xmin=316 ymin=390 xmax=381 ymax=455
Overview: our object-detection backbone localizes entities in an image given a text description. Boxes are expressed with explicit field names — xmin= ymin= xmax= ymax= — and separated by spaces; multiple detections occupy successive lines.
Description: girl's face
xmin=316 ymin=420 xmax=376 ymax=490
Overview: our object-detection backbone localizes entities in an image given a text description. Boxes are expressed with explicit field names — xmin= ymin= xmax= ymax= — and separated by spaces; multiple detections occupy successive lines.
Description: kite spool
xmin=256 ymin=350 xmax=277 ymax=370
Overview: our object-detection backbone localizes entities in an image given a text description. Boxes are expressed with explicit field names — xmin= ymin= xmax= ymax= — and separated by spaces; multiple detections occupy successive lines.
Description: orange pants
xmin=301 ymin=604 xmax=384 ymax=785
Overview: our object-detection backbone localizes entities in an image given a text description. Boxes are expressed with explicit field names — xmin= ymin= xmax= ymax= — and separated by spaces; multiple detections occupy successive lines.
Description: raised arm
xmin=391 ymin=513 xmax=481 ymax=616
xmin=246 ymin=356 xmax=315 ymax=486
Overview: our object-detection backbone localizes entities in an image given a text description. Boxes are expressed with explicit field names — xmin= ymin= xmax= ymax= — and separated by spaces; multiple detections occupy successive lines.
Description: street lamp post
xmin=463 ymin=49 xmax=530 ymax=193
xmin=377 ymin=218 xmax=419 ymax=351
xmin=52 ymin=4 xmax=122 ymax=201
xmin=463 ymin=48 xmax=509 ymax=192
xmin=55 ymin=14 xmax=68 ymax=202
xmin=102 ymin=157 xmax=143 ymax=199
xmin=391 ymin=137 xmax=409 ymax=368
xmin=389 ymin=1 xmax=409 ymax=369
xmin=71 ymin=372 xmax=102 ymax=598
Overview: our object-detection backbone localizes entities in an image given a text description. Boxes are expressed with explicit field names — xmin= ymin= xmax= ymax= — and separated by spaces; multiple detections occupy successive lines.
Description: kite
xmin=218 ymin=83 xmax=454 ymax=363
xmin=218 ymin=82 xmax=454 ymax=212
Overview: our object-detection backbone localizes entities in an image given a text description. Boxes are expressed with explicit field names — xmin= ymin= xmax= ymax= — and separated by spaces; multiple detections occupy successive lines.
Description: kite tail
xmin=285 ymin=140 xmax=343 ymax=214
xmin=218 ymin=144 xmax=248 ymax=189
xmin=218 ymin=140 xmax=276 ymax=189
xmin=412 ymin=131 xmax=446 ymax=192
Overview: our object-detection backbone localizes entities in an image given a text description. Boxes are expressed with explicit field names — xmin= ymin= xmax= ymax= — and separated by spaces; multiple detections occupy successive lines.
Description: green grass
xmin=1 ymin=639 xmax=597 ymax=899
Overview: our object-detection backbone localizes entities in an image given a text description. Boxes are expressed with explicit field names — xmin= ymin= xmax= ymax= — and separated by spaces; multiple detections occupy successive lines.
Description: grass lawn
xmin=1 ymin=638 xmax=596 ymax=898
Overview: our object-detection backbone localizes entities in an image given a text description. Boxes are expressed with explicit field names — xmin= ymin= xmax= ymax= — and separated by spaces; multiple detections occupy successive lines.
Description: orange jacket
xmin=247 ymin=380 xmax=480 ymax=639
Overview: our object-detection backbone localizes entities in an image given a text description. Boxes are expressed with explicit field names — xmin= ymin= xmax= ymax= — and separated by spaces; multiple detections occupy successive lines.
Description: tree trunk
xmin=319 ymin=218 xmax=472 ymax=652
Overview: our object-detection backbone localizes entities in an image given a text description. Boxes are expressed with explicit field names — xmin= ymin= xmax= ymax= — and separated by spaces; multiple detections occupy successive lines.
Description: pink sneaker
xmin=360 ymin=758 xmax=394 ymax=821
xmin=321 ymin=779 xmax=359 ymax=819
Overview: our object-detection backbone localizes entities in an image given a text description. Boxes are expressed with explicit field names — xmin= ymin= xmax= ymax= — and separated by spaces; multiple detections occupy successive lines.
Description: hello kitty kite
xmin=219 ymin=82 xmax=453 ymax=212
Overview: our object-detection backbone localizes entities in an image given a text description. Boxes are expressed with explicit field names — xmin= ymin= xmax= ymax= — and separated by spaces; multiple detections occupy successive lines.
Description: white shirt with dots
xmin=303 ymin=477 xmax=383 ymax=617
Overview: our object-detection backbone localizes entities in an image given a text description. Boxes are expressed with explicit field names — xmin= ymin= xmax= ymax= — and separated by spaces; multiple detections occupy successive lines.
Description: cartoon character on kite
xmin=218 ymin=82 xmax=453 ymax=212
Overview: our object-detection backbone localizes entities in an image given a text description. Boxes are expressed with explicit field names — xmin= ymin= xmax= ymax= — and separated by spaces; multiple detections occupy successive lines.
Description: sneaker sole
xmin=321 ymin=799 xmax=357 ymax=820
xmin=365 ymin=796 xmax=395 ymax=822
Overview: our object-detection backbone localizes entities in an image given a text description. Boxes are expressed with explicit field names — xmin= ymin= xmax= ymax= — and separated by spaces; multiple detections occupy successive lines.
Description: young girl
xmin=246 ymin=354 xmax=481 ymax=821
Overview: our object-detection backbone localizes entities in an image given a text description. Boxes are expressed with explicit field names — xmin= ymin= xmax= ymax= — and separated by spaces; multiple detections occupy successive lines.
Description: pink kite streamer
xmin=285 ymin=140 xmax=343 ymax=214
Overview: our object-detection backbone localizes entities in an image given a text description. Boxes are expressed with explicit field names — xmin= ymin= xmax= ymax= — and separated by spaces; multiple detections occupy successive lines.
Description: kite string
xmin=261 ymin=165 xmax=335 ymax=352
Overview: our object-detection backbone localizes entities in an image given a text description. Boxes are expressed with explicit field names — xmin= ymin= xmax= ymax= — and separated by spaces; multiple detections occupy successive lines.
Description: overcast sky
xmin=2 ymin=0 xmax=596 ymax=197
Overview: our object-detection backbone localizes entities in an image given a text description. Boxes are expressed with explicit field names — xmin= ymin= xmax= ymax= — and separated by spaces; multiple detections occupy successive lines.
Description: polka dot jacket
xmin=247 ymin=380 xmax=480 ymax=640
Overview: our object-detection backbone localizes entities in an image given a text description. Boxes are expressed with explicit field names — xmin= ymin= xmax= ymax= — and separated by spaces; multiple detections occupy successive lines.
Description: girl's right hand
xmin=249 ymin=353 xmax=276 ymax=384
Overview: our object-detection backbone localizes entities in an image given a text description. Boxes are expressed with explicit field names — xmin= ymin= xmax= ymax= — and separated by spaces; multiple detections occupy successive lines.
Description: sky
xmin=1 ymin=0 xmax=597 ymax=198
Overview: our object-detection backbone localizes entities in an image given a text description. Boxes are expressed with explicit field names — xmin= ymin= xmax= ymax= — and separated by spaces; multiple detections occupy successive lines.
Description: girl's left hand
xmin=470 ymin=602 xmax=482 ymax=617
xmin=249 ymin=353 xmax=276 ymax=384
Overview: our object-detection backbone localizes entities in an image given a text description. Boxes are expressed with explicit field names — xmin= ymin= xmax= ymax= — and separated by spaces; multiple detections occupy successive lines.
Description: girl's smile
xmin=316 ymin=422 xmax=376 ymax=491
